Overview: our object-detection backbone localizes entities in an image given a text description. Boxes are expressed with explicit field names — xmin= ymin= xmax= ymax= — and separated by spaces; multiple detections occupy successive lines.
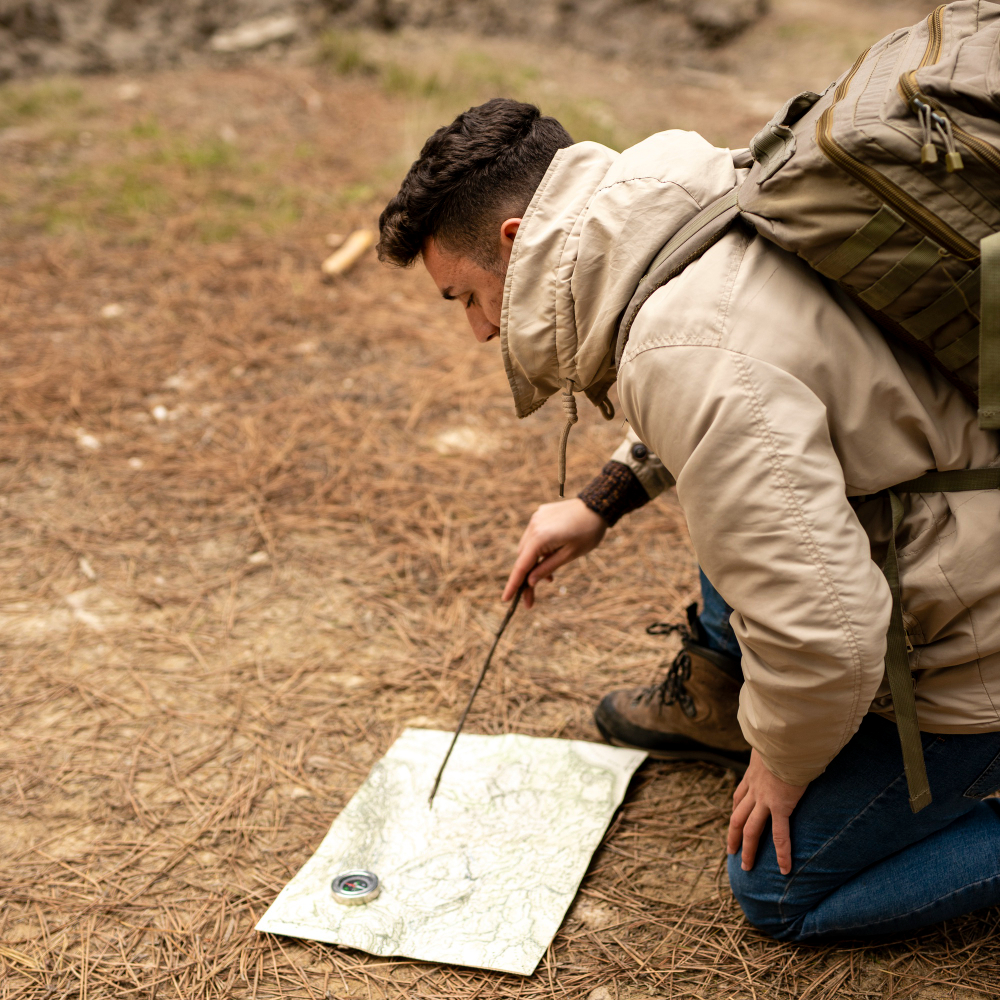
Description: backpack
xmin=617 ymin=0 xmax=1000 ymax=813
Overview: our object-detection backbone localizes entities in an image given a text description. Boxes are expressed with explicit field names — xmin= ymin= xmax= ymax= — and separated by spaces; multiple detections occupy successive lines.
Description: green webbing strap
xmin=978 ymin=231 xmax=1000 ymax=429
xmin=815 ymin=206 xmax=905 ymax=280
xmin=645 ymin=189 xmax=740 ymax=277
xmin=935 ymin=325 xmax=980 ymax=373
xmin=900 ymin=266 xmax=980 ymax=341
xmin=875 ymin=466 xmax=1000 ymax=812
xmin=882 ymin=491 xmax=933 ymax=813
xmin=894 ymin=467 xmax=1000 ymax=492
xmin=858 ymin=238 xmax=942 ymax=311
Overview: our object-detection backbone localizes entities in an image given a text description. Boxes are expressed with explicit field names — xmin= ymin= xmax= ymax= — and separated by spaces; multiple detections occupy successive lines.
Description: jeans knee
xmin=727 ymin=852 xmax=805 ymax=941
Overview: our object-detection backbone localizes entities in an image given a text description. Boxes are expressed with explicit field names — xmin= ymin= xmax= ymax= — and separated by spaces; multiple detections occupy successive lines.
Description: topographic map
xmin=256 ymin=729 xmax=646 ymax=974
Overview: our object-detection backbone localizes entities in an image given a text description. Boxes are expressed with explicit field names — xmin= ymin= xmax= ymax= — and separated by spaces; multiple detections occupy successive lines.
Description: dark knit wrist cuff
xmin=578 ymin=461 xmax=651 ymax=527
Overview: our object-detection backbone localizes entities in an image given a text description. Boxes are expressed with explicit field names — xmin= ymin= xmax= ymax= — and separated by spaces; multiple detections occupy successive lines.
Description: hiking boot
xmin=594 ymin=603 xmax=751 ymax=772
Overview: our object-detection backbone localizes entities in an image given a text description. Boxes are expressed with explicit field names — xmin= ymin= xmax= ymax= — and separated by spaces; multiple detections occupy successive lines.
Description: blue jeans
xmin=698 ymin=571 xmax=1000 ymax=941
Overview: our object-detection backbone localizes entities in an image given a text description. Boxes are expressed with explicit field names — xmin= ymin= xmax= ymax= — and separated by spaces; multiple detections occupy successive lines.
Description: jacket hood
xmin=499 ymin=131 xmax=739 ymax=418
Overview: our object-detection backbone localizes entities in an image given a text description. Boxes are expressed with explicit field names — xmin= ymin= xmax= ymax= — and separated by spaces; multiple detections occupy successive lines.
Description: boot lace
xmin=637 ymin=619 xmax=697 ymax=718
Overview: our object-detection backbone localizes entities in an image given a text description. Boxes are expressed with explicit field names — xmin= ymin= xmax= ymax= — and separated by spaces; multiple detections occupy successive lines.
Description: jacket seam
xmin=713 ymin=227 xmax=750 ymax=336
xmin=619 ymin=233 xmax=748 ymax=369
xmin=590 ymin=175 xmax=710 ymax=209
xmin=730 ymin=352 xmax=868 ymax=760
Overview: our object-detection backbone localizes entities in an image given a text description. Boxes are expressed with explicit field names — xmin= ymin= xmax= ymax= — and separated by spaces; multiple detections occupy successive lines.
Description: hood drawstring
xmin=557 ymin=379 xmax=578 ymax=498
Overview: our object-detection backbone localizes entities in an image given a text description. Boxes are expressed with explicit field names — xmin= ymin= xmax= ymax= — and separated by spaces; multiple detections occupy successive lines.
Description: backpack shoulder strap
xmin=615 ymin=187 xmax=742 ymax=368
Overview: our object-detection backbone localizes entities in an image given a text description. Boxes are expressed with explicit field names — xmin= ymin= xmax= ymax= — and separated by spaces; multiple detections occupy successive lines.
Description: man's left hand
xmin=727 ymin=749 xmax=808 ymax=876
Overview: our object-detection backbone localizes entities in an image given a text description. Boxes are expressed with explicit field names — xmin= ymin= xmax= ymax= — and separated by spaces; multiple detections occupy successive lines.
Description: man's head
xmin=378 ymin=98 xmax=572 ymax=341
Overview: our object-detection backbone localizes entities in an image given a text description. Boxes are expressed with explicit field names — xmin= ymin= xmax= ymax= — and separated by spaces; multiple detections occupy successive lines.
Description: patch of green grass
xmin=450 ymin=51 xmax=538 ymax=96
xmin=553 ymin=99 xmax=623 ymax=150
xmin=381 ymin=63 xmax=445 ymax=98
xmin=339 ymin=182 xmax=376 ymax=207
xmin=0 ymin=81 xmax=83 ymax=129
xmin=108 ymin=167 xmax=175 ymax=218
xmin=170 ymin=138 xmax=236 ymax=173
xmin=129 ymin=117 xmax=161 ymax=139
xmin=776 ymin=21 xmax=817 ymax=40
xmin=315 ymin=30 xmax=378 ymax=76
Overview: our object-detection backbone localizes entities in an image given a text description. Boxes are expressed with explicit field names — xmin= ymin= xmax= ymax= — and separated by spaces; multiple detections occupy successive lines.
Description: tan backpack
xmin=617 ymin=1 xmax=1000 ymax=812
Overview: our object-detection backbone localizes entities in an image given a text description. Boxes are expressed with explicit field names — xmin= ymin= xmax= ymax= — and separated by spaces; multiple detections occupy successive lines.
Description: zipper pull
xmin=917 ymin=103 xmax=939 ymax=164
xmin=938 ymin=115 xmax=964 ymax=172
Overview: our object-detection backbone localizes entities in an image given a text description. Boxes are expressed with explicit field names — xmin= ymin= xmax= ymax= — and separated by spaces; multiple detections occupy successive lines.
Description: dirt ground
xmin=2 ymin=1 xmax=999 ymax=998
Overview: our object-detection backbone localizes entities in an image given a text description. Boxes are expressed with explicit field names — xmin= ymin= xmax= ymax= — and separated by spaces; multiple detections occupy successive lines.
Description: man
xmin=377 ymin=98 xmax=1000 ymax=940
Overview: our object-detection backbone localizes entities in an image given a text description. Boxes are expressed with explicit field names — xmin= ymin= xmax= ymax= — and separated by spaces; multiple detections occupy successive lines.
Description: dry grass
xmin=1 ymin=13 xmax=999 ymax=1000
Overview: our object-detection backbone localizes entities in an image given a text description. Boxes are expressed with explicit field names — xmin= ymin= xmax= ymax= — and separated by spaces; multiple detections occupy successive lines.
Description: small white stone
xmin=75 ymin=428 xmax=101 ymax=451
xmin=78 ymin=557 xmax=96 ymax=580
xmin=210 ymin=15 xmax=298 ymax=52
xmin=247 ymin=550 xmax=270 ymax=565
xmin=117 ymin=82 xmax=142 ymax=102
xmin=128 ymin=457 xmax=144 ymax=469
xmin=100 ymin=303 xmax=123 ymax=319
xmin=151 ymin=405 xmax=168 ymax=422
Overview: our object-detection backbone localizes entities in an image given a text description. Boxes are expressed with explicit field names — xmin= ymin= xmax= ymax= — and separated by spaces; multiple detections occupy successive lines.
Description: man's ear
xmin=498 ymin=218 xmax=522 ymax=265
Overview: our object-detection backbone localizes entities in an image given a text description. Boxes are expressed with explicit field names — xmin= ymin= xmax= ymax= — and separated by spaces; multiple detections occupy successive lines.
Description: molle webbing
xmin=814 ymin=206 xmax=905 ymax=280
xmin=900 ymin=266 xmax=980 ymax=340
xmin=858 ymin=238 xmax=943 ymax=310
xmin=810 ymin=205 xmax=998 ymax=427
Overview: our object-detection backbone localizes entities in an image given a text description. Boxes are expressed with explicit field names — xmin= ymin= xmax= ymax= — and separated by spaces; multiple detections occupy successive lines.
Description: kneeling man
xmin=377 ymin=98 xmax=1000 ymax=941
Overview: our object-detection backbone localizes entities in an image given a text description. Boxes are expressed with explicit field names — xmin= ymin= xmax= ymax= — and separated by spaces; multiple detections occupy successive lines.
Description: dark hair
xmin=377 ymin=98 xmax=573 ymax=273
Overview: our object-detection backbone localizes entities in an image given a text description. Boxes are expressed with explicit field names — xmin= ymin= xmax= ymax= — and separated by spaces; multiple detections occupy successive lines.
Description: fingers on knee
xmin=726 ymin=853 xmax=800 ymax=940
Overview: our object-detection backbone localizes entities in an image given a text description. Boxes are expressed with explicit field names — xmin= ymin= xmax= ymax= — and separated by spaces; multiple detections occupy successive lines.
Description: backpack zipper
xmin=899 ymin=5 xmax=1000 ymax=173
xmin=919 ymin=4 xmax=946 ymax=69
xmin=816 ymin=30 xmax=979 ymax=260
xmin=899 ymin=89 xmax=1000 ymax=175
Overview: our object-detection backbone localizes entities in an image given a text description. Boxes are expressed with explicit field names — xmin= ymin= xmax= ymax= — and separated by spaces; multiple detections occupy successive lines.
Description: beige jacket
xmin=501 ymin=132 xmax=1000 ymax=784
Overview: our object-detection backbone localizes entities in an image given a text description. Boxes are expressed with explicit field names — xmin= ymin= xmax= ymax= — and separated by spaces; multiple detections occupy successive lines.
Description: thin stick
xmin=428 ymin=583 xmax=526 ymax=806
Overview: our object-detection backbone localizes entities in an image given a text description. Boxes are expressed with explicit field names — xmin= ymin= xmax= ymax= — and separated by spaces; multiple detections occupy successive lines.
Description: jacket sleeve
xmin=618 ymin=345 xmax=892 ymax=785
xmin=609 ymin=428 xmax=675 ymax=498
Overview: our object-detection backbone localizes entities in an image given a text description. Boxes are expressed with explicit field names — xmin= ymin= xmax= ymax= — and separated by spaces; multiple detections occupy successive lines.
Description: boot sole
xmin=594 ymin=705 xmax=750 ymax=775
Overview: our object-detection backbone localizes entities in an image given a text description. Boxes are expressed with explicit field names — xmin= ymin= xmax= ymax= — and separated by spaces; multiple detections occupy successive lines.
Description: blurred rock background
xmin=1 ymin=0 xmax=769 ymax=79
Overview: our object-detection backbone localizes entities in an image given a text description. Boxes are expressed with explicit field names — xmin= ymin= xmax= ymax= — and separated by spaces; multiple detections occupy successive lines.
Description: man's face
xmin=422 ymin=218 xmax=521 ymax=343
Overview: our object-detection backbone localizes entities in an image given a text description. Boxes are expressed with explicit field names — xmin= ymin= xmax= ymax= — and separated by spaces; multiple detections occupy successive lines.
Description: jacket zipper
xmin=816 ymin=16 xmax=979 ymax=261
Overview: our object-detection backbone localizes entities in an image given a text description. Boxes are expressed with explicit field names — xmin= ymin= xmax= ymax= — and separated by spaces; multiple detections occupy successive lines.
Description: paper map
xmin=255 ymin=729 xmax=646 ymax=974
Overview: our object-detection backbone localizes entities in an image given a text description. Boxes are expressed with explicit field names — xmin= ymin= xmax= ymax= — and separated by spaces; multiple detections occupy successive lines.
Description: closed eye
xmin=465 ymin=294 xmax=474 ymax=309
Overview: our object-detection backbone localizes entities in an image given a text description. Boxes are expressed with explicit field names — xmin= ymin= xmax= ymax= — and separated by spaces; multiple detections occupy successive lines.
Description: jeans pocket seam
xmin=964 ymin=746 xmax=1000 ymax=800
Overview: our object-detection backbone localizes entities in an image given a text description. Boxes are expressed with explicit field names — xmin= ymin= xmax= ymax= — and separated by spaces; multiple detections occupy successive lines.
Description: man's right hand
xmin=502 ymin=498 xmax=608 ymax=608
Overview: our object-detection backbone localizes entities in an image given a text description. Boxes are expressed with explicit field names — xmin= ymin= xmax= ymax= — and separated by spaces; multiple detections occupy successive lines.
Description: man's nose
xmin=469 ymin=312 xmax=499 ymax=343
